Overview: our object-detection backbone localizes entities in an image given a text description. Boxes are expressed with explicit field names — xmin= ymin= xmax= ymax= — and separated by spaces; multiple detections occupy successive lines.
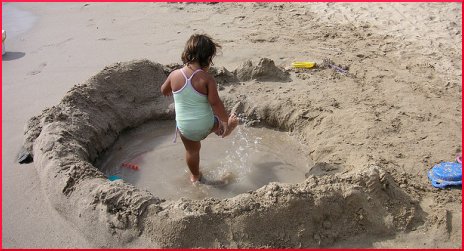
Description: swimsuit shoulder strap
xmin=179 ymin=68 xmax=188 ymax=80
xmin=188 ymin=69 xmax=203 ymax=80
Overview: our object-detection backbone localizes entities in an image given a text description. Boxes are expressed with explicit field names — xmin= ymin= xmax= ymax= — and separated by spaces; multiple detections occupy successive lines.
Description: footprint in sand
xmin=28 ymin=62 xmax=47 ymax=76
xmin=97 ymin=37 xmax=114 ymax=41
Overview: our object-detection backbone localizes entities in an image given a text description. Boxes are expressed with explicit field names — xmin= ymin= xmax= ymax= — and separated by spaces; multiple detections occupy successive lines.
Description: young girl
xmin=161 ymin=34 xmax=238 ymax=183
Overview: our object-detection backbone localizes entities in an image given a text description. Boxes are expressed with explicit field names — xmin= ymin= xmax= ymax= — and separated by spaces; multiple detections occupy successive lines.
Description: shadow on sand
xmin=2 ymin=51 xmax=26 ymax=61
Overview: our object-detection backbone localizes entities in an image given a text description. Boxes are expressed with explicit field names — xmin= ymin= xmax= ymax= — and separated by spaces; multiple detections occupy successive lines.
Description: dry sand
xmin=2 ymin=2 xmax=462 ymax=248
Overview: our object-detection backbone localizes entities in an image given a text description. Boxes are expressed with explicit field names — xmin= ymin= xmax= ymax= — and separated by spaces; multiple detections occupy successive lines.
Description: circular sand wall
xmin=21 ymin=59 xmax=423 ymax=248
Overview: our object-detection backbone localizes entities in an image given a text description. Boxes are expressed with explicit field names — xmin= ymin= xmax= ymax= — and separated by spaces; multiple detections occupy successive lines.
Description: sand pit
xmin=96 ymin=120 xmax=311 ymax=200
xmin=20 ymin=58 xmax=455 ymax=248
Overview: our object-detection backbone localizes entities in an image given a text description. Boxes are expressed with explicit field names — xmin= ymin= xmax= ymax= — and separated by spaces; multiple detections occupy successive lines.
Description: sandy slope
xmin=2 ymin=2 xmax=461 ymax=248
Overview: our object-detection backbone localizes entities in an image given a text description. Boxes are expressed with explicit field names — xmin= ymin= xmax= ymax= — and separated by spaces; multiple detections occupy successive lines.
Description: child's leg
xmin=180 ymin=134 xmax=202 ymax=182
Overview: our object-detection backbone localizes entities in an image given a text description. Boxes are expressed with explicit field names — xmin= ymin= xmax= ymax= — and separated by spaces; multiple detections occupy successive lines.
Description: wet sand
xmin=2 ymin=2 xmax=461 ymax=248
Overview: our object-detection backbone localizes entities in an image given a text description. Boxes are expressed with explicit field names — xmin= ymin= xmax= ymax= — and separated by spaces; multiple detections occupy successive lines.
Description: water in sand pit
xmin=96 ymin=120 xmax=312 ymax=200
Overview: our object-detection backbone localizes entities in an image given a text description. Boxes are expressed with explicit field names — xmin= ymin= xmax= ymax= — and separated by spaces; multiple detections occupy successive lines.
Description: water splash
xmin=222 ymin=126 xmax=257 ymax=179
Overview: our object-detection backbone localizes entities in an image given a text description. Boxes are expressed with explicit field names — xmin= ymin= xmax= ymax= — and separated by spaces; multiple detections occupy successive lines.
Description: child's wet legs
xmin=180 ymin=134 xmax=202 ymax=182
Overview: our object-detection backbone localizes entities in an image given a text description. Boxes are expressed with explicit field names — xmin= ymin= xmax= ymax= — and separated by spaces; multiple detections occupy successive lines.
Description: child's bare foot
xmin=190 ymin=172 xmax=202 ymax=183
xmin=222 ymin=114 xmax=239 ymax=138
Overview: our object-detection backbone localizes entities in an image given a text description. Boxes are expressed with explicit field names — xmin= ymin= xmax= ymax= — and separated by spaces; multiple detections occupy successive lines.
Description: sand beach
xmin=2 ymin=2 xmax=461 ymax=248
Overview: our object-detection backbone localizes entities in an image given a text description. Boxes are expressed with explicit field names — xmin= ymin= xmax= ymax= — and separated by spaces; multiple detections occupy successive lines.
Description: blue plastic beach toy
xmin=108 ymin=175 xmax=122 ymax=181
xmin=427 ymin=162 xmax=462 ymax=188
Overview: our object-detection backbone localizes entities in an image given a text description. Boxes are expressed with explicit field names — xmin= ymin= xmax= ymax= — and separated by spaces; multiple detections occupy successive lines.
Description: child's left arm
xmin=161 ymin=73 xmax=173 ymax=96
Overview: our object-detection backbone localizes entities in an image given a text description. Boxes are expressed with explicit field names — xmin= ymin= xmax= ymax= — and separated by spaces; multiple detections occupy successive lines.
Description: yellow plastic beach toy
xmin=292 ymin=61 xmax=316 ymax=69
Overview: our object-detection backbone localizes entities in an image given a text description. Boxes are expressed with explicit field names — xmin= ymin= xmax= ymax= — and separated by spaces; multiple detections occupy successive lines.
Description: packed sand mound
xmin=144 ymin=166 xmax=422 ymax=248
xmin=22 ymin=60 xmax=171 ymax=246
xmin=235 ymin=58 xmax=290 ymax=82
xmin=20 ymin=59 xmax=441 ymax=248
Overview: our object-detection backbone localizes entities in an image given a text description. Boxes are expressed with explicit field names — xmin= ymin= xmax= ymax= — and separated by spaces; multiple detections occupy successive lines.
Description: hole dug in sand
xmin=96 ymin=120 xmax=311 ymax=200
xmin=22 ymin=59 xmax=423 ymax=248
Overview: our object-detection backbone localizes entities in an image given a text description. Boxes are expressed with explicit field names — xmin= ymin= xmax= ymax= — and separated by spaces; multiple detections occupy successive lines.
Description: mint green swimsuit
xmin=173 ymin=68 xmax=215 ymax=142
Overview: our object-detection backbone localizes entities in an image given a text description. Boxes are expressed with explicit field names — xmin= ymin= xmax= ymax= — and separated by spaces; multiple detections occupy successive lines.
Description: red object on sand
xmin=121 ymin=162 xmax=139 ymax=170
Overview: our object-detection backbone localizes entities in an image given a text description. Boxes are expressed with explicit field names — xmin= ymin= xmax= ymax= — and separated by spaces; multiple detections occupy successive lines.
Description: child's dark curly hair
xmin=181 ymin=34 xmax=221 ymax=68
